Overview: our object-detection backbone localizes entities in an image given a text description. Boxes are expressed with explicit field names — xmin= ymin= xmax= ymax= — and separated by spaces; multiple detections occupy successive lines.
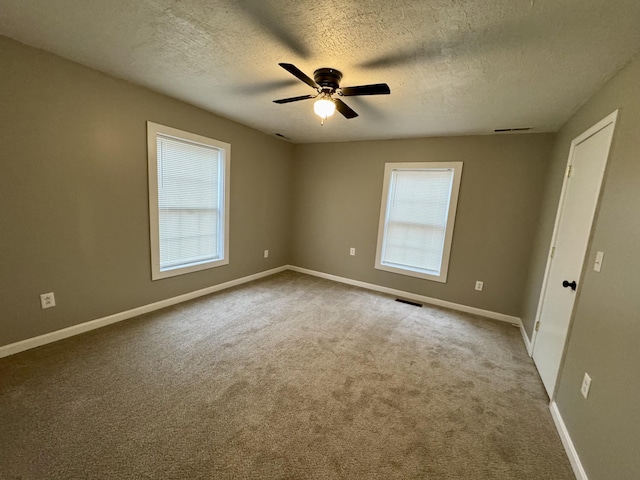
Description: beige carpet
xmin=0 ymin=271 xmax=574 ymax=479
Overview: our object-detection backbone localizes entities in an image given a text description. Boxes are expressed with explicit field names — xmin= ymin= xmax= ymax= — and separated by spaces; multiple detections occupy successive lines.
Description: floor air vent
xmin=395 ymin=298 xmax=422 ymax=307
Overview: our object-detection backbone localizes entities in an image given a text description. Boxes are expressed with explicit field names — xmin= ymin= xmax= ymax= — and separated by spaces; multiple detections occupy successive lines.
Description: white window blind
xmin=375 ymin=162 xmax=463 ymax=283
xmin=157 ymin=135 xmax=223 ymax=271
xmin=147 ymin=122 xmax=230 ymax=280
xmin=382 ymin=169 xmax=454 ymax=274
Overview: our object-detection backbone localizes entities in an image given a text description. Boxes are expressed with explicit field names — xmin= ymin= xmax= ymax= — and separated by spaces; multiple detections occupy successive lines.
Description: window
xmin=375 ymin=162 xmax=463 ymax=283
xmin=147 ymin=122 xmax=230 ymax=280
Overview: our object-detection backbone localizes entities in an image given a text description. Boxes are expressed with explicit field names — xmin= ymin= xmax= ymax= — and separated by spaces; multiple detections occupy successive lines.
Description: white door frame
xmin=529 ymin=110 xmax=618 ymax=365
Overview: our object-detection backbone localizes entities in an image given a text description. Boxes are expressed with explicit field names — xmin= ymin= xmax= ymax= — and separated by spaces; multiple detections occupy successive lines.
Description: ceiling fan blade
xmin=273 ymin=94 xmax=316 ymax=104
xmin=340 ymin=83 xmax=391 ymax=96
xmin=334 ymin=99 xmax=358 ymax=119
xmin=279 ymin=63 xmax=318 ymax=90
xmin=234 ymin=1 xmax=309 ymax=58
xmin=235 ymin=79 xmax=300 ymax=95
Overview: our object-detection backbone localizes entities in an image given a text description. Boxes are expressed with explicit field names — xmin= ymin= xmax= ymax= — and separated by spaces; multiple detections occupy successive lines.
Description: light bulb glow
xmin=314 ymin=98 xmax=336 ymax=119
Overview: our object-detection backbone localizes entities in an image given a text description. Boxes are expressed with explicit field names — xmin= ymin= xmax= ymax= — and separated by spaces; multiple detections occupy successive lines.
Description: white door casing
xmin=531 ymin=111 xmax=617 ymax=398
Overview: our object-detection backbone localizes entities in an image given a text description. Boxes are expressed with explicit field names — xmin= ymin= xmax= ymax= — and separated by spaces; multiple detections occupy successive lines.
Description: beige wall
xmin=524 ymin=53 xmax=640 ymax=479
xmin=0 ymin=37 xmax=294 ymax=346
xmin=291 ymin=135 xmax=554 ymax=317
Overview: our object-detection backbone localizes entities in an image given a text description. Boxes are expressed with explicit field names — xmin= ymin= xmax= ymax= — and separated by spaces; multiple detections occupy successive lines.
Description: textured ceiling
xmin=1 ymin=0 xmax=640 ymax=143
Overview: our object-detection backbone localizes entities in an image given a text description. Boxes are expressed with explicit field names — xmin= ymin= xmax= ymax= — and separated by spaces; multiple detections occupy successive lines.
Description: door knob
xmin=562 ymin=280 xmax=577 ymax=291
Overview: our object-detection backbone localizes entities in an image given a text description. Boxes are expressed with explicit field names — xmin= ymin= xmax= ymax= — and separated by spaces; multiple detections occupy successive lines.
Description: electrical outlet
xmin=40 ymin=292 xmax=56 ymax=309
xmin=581 ymin=373 xmax=592 ymax=399
xmin=349 ymin=247 xmax=356 ymax=256
xmin=475 ymin=281 xmax=484 ymax=291
xmin=264 ymin=249 xmax=269 ymax=258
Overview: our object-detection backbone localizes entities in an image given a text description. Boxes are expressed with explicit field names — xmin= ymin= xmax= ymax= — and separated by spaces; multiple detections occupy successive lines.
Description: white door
xmin=532 ymin=112 xmax=617 ymax=397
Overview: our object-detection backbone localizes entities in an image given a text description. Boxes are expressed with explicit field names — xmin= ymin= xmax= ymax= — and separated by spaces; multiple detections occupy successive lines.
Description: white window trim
xmin=147 ymin=121 xmax=230 ymax=280
xmin=374 ymin=161 xmax=463 ymax=283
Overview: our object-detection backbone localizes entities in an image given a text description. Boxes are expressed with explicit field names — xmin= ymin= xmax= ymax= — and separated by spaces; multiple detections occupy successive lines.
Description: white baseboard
xmin=287 ymin=265 xmax=522 ymax=326
xmin=1 ymin=264 xmax=524 ymax=359
xmin=520 ymin=324 xmax=533 ymax=356
xmin=550 ymin=401 xmax=588 ymax=480
xmin=0 ymin=266 xmax=288 ymax=359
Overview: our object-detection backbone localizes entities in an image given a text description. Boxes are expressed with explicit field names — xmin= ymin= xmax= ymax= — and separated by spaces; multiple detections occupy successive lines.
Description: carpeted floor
xmin=0 ymin=271 xmax=574 ymax=479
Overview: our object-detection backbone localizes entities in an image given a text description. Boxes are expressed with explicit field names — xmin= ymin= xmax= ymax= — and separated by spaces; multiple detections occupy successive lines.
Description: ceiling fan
xmin=273 ymin=63 xmax=390 ymax=123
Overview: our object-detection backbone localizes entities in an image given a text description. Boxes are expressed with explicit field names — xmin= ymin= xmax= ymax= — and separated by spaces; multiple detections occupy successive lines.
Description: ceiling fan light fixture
xmin=314 ymin=97 xmax=336 ymax=120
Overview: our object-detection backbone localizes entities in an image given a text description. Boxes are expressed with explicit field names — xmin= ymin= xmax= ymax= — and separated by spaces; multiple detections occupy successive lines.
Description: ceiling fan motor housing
xmin=314 ymin=68 xmax=342 ymax=92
